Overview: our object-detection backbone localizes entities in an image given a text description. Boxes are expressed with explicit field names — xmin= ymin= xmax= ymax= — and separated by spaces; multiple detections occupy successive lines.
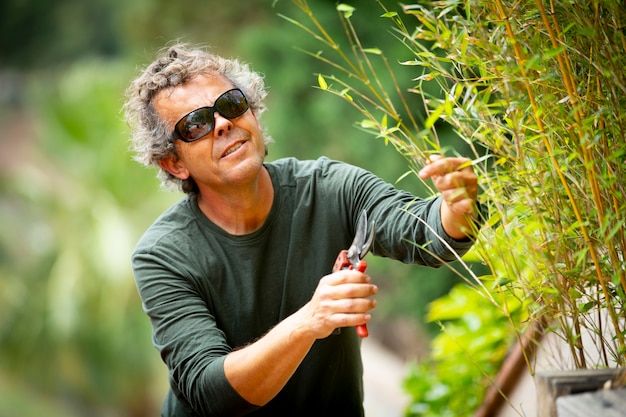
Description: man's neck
xmin=196 ymin=167 xmax=274 ymax=235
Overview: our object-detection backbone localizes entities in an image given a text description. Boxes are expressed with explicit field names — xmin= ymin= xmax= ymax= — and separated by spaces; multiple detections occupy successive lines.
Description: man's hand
xmin=298 ymin=269 xmax=378 ymax=340
xmin=224 ymin=268 xmax=377 ymax=407
xmin=418 ymin=155 xmax=479 ymax=240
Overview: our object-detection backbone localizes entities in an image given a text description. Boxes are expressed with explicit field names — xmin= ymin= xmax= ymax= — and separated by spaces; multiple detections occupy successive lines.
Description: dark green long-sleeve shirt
xmin=131 ymin=157 xmax=475 ymax=417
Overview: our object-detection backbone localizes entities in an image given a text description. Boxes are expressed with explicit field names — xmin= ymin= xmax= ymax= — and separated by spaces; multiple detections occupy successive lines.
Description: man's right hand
xmin=297 ymin=269 xmax=378 ymax=339
xmin=223 ymin=269 xmax=377 ymax=406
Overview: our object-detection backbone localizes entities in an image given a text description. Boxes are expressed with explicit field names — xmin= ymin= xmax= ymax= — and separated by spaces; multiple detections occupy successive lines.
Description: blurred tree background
xmin=0 ymin=0 xmax=478 ymax=415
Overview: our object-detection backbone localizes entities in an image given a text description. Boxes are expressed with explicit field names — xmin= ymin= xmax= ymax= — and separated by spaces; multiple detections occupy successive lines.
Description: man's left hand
xmin=418 ymin=156 xmax=479 ymax=239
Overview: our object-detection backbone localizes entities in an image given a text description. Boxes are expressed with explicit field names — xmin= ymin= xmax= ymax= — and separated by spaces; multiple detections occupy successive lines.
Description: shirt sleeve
xmin=132 ymin=244 xmax=260 ymax=417
xmin=322 ymin=159 xmax=478 ymax=267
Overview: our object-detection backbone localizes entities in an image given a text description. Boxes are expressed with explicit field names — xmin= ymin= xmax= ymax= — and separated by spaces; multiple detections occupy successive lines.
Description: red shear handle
xmin=332 ymin=250 xmax=369 ymax=338
xmin=355 ymin=260 xmax=369 ymax=338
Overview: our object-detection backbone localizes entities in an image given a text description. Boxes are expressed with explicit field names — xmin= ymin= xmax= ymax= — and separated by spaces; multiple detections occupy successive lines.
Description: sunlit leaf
xmin=317 ymin=73 xmax=328 ymax=90
xmin=340 ymin=88 xmax=353 ymax=101
xmin=425 ymin=103 xmax=445 ymax=129
xmin=359 ymin=119 xmax=378 ymax=129
xmin=543 ymin=45 xmax=566 ymax=60
xmin=363 ymin=48 xmax=382 ymax=55
xmin=336 ymin=3 xmax=355 ymax=18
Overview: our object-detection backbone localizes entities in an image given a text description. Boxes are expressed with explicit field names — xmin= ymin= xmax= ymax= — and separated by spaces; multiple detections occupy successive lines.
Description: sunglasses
xmin=173 ymin=88 xmax=249 ymax=142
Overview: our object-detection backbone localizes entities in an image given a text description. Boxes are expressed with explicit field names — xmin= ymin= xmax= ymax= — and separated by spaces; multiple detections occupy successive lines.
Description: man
xmin=125 ymin=44 xmax=481 ymax=417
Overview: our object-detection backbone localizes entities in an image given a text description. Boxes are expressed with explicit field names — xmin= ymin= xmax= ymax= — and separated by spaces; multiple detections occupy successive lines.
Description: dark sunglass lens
xmin=177 ymin=108 xmax=214 ymax=141
xmin=173 ymin=89 xmax=249 ymax=142
xmin=216 ymin=89 xmax=249 ymax=118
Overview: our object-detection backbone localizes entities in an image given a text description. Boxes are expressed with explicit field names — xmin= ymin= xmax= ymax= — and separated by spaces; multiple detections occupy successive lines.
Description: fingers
xmin=320 ymin=268 xmax=371 ymax=286
xmin=418 ymin=156 xmax=478 ymax=215
xmin=437 ymin=173 xmax=477 ymax=207
xmin=318 ymin=270 xmax=377 ymax=305
xmin=307 ymin=270 xmax=378 ymax=338
xmin=418 ymin=155 xmax=474 ymax=179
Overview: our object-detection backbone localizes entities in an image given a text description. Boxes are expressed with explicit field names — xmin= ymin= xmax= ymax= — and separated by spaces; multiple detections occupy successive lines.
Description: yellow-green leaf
xmin=425 ymin=104 xmax=445 ymax=129
xmin=317 ymin=74 xmax=328 ymax=90
xmin=360 ymin=119 xmax=378 ymax=129
xmin=336 ymin=4 xmax=355 ymax=18
xmin=363 ymin=48 xmax=382 ymax=55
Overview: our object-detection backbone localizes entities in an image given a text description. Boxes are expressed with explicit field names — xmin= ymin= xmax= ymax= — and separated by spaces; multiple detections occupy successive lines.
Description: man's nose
xmin=213 ymin=112 xmax=233 ymax=137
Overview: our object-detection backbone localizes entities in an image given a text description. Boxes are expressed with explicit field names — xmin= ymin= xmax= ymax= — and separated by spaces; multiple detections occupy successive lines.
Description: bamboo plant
xmin=285 ymin=0 xmax=626 ymax=414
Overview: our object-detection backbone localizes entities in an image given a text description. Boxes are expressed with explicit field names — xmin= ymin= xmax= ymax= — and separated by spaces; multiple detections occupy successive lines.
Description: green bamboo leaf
xmin=363 ymin=48 xmax=382 ymax=55
xmin=444 ymin=97 xmax=453 ymax=115
xmin=578 ymin=301 xmax=595 ymax=313
xmin=317 ymin=74 xmax=328 ymax=90
xmin=525 ymin=55 xmax=542 ymax=71
xmin=396 ymin=170 xmax=414 ymax=184
xmin=543 ymin=46 xmax=566 ymax=60
xmin=360 ymin=119 xmax=378 ymax=129
xmin=605 ymin=222 xmax=625 ymax=241
xmin=376 ymin=126 xmax=400 ymax=145
xmin=336 ymin=3 xmax=355 ymax=18
xmin=425 ymin=103 xmax=445 ymax=128
xmin=381 ymin=11 xmax=398 ymax=18
xmin=493 ymin=277 xmax=512 ymax=288
xmin=400 ymin=60 xmax=426 ymax=66
xmin=339 ymin=88 xmax=353 ymax=101
xmin=414 ymin=72 xmax=438 ymax=82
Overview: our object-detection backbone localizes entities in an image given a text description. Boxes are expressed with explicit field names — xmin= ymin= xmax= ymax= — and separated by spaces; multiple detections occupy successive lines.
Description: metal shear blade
xmin=346 ymin=210 xmax=375 ymax=267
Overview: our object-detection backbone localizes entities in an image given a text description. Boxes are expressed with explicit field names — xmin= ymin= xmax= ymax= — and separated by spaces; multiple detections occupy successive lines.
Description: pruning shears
xmin=332 ymin=210 xmax=376 ymax=338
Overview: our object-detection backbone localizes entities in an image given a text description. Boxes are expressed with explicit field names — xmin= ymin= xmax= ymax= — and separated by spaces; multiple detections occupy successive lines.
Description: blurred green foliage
xmin=404 ymin=283 xmax=524 ymax=417
xmin=0 ymin=0 xmax=473 ymax=415
xmin=0 ymin=60 xmax=176 ymax=416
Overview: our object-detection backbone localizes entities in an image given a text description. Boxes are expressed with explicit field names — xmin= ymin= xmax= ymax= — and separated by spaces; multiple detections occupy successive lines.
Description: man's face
xmin=154 ymin=74 xmax=267 ymax=193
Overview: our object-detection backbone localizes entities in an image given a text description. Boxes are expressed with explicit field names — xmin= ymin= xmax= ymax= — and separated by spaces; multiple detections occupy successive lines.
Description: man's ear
xmin=159 ymin=156 xmax=190 ymax=180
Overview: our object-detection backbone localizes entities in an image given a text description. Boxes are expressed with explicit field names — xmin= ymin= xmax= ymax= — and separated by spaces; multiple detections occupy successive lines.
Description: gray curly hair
xmin=124 ymin=43 xmax=272 ymax=194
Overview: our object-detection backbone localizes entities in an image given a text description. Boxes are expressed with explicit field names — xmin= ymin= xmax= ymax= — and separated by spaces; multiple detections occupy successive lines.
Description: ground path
xmin=362 ymin=337 xmax=411 ymax=417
